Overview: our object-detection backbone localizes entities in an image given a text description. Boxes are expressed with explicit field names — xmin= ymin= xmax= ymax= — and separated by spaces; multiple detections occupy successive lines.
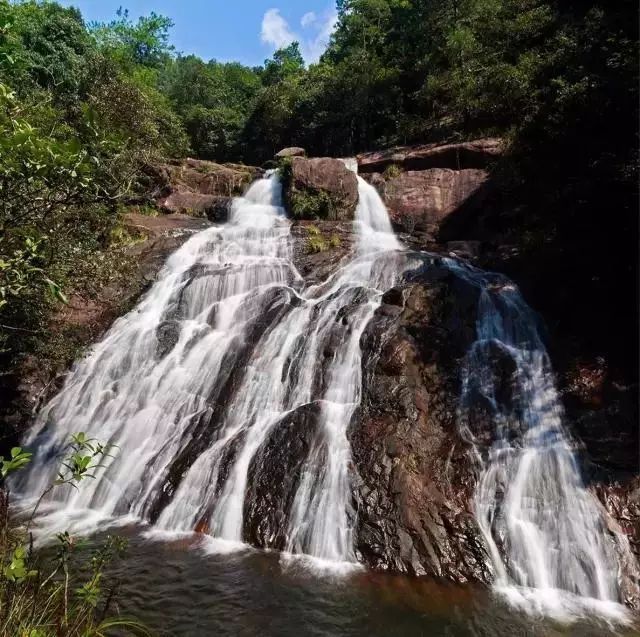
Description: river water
xmin=88 ymin=528 xmax=634 ymax=637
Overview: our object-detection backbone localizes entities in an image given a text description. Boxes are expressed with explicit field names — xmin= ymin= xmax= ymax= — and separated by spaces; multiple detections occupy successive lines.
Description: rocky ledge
xmin=146 ymin=158 xmax=262 ymax=221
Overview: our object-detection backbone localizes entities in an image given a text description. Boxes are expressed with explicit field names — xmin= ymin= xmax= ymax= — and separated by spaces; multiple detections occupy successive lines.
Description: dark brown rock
xmin=285 ymin=157 xmax=359 ymax=221
xmin=350 ymin=260 xmax=492 ymax=582
xmin=290 ymin=220 xmax=354 ymax=284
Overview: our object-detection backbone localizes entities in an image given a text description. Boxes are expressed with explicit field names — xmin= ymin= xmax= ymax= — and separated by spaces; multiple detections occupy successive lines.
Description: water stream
xmin=452 ymin=264 xmax=632 ymax=619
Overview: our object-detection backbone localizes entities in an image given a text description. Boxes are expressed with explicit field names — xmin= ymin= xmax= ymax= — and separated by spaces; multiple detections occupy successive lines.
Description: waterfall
xmin=12 ymin=170 xmax=630 ymax=614
xmin=453 ymin=264 xmax=630 ymax=618
xmin=13 ymin=173 xmax=402 ymax=566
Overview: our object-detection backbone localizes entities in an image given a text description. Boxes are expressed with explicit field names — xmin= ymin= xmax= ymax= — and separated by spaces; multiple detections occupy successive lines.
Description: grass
xmin=383 ymin=163 xmax=402 ymax=180
xmin=304 ymin=226 xmax=342 ymax=253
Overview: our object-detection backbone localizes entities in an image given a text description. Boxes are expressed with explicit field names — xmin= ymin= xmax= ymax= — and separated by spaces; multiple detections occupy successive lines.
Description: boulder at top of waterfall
xmin=283 ymin=156 xmax=359 ymax=221
xmin=148 ymin=158 xmax=261 ymax=218
xmin=275 ymin=146 xmax=306 ymax=159
xmin=357 ymin=138 xmax=504 ymax=173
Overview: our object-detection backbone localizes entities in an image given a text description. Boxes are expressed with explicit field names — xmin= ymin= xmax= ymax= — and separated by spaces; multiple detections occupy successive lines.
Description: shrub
xmin=0 ymin=435 xmax=149 ymax=636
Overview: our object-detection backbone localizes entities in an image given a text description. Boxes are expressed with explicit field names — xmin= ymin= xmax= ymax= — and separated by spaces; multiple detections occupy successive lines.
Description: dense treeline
xmin=0 ymin=0 xmax=637 ymax=373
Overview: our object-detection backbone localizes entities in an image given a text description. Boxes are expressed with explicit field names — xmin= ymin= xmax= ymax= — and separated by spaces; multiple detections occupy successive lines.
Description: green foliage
xmin=55 ymin=432 xmax=115 ymax=487
xmin=0 ymin=434 xmax=149 ymax=636
xmin=290 ymin=189 xmax=334 ymax=220
xmin=0 ymin=0 xmax=190 ymax=379
xmin=0 ymin=447 xmax=32 ymax=479
xmin=303 ymin=226 xmax=342 ymax=253
xmin=90 ymin=7 xmax=174 ymax=69
xmin=383 ymin=164 xmax=402 ymax=180
xmin=261 ymin=42 xmax=305 ymax=86
xmin=307 ymin=235 xmax=328 ymax=254
xmin=305 ymin=224 xmax=321 ymax=236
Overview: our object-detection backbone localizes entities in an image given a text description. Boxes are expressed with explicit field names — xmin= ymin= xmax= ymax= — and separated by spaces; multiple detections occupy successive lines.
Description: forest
xmin=0 ymin=0 xmax=637 ymax=378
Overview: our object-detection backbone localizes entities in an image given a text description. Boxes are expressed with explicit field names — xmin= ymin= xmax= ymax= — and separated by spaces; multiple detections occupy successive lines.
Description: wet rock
xmin=243 ymin=402 xmax=322 ymax=549
xmin=446 ymin=240 xmax=482 ymax=260
xmin=284 ymin=157 xmax=359 ymax=221
xmin=290 ymin=220 xmax=354 ymax=284
xmin=350 ymin=261 xmax=492 ymax=583
xmin=156 ymin=320 xmax=181 ymax=359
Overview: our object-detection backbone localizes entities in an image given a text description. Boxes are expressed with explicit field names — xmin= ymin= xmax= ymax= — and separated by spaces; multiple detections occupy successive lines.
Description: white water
xmin=13 ymin=172 xmax=632 ymax=616
xmin=15 ymin=174 xmax=402 ymax=567
xmin=454 ymin=266 xmax=631 ymax=619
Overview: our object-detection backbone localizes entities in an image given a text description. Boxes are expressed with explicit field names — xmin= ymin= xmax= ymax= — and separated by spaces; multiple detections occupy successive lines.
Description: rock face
xmin=357 ymin=138 xmax=504 ymax=173
xmin=275 ymin=147 xmax=306 ymax=159
xmin=290 ymin=220 xmax=354 ymax=284
xmin=358 ymin=140 xmax=502 ymax=241
xmin=149 ymin=158 xmax=261 ymax=219
xmin=284 ymin=157 xmax=359 ymax=221
xmin=379 ymin=169 xmax=490 ymax=236
xmin=349 ymin=259 xmax=492 ymax=582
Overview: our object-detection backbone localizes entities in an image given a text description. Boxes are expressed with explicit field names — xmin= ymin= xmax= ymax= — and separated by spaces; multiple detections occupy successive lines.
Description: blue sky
xmin=59 ymin=1 xmax=338 ymax=66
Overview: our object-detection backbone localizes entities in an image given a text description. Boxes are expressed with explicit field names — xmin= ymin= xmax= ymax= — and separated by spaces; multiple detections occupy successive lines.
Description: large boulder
xmin=379 ymin=168 xmax=490 ymax=236
xmin=350 ymin=259 xmax=491 ymax=581
xmin=290 ymin=220 xmax=354 ymax=284
xmin=355 ymin=139 xmax=504 ymax=240
xmin=275 ymin=147 xmax=306 ymax=159
xmin=284 ymin=157 xmax=359 ymax=221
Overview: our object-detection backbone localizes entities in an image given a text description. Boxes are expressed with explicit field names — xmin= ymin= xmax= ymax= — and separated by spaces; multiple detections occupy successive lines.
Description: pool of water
xmin=87 ymin=529 xmax=637 ymax=637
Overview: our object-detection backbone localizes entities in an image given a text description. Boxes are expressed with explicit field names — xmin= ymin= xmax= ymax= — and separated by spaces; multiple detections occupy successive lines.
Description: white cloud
xmin=301 ymin=11 xmax=316 ymax=28
xmin=304 ymin=10 xmax=338 ymax=61
xmin=260 ymin=6 xmax=338 ymax=63
xmin=261 ymin=8 xmax=296 ymax=50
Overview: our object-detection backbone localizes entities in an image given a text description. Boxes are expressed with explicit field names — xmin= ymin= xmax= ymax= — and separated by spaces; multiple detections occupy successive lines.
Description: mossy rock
xmin=280 ymin=157 xmax=359 ymax=221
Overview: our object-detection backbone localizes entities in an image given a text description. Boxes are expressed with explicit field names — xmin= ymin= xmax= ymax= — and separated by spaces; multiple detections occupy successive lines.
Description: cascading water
xmin=12 ymin=169 xmax=631 ymax=617
xmin=454 ymin=264 xmax=631 ymax=618
xmin=14 ymin=173 xmax=402 ymax=567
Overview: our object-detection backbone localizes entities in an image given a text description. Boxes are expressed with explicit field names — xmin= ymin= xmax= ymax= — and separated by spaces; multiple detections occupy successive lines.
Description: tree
xmin=261 ymin=42 xmax=305 ymax=86
xmin=90 ymin=7 xmax=174 ymax=69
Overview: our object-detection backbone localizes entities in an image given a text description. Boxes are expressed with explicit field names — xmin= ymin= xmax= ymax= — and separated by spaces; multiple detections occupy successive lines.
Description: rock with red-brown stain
xmin=380 ymin=168 xmax=490 ymax=235
xmin=149 ymin=158 xmax=262 ymax=219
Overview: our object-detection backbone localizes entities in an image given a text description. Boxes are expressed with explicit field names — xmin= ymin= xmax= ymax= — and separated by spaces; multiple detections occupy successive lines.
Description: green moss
xmin=289 ymin=188 xmax=334 ymax=219
xmin=109 ymin=225 xmax=147 ymax=248
xmin=328 ymin=234 xmax=341 ymax=248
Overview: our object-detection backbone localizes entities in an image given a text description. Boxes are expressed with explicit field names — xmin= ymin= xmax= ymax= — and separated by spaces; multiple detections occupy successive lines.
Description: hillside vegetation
xmin=0 ymin=0 xmax=637 ymax=382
